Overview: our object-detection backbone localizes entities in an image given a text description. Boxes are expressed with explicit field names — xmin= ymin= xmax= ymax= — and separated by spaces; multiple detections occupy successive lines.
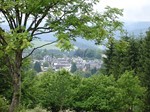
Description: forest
xmin=0 ymin=0 xmax=150 ymax=112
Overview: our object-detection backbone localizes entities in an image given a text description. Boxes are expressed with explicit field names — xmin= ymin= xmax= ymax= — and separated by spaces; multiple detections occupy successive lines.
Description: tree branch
xmin=29 ymin=1 xmax=60 ymax=38
xmin=23 ymin=13 xmax=30 ymax=27
xmin=33 ymin=30 xmax=53 ymax=36
xmin=0 ymin=9 xmax=14 ymax=29
xmin=8 ymin=10 xmax=17 ymax=28
xmin=27 ymin=15 xmax=38 ymax=32
xmin=23 ymin=40 xmax=58 ymax=60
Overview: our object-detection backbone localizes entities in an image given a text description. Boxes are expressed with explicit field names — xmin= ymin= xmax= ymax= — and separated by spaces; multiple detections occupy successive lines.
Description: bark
xmin=9 ymin=70 xmax=21 ymax=112
xmin=9 ymin=51 xmax=22 ymax=112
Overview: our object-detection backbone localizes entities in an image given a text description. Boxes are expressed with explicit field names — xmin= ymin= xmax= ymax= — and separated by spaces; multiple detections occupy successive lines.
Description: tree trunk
xmin=9 ymin=71 xmax=21 ymax=112
xmin=9 ymin=50 xmax=22 ymax=112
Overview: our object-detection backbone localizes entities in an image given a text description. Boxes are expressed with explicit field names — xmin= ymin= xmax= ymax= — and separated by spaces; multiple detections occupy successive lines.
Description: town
xmin=34 ymin=55 xmax=102 ymax=72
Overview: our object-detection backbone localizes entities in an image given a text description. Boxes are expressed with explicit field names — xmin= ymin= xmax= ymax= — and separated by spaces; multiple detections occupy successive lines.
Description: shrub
xmin=0 ymin=95 xmax=9 ymax=112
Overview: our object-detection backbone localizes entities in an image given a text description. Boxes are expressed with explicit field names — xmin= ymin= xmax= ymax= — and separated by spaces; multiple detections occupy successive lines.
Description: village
xmin=34 ymin=55 xmax=102 ymax=72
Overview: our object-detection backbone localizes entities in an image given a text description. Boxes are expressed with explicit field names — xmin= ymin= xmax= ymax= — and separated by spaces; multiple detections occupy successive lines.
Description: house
xmin=51 ymin=58 xmax=71 ymax=71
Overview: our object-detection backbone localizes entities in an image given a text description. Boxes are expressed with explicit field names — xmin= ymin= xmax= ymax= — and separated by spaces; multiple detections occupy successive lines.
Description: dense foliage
xmin=0 ymin=96 xmax=9 ymax=112
xmin=102 ymin=30 xmax=150 ymax=111
xmin=1 ymin=0 xmax=149 ymax=112
xmin=0 ymin=0 xmax=122 ymax=110
xmin=8 ymin=68 xmax=143 ymax=112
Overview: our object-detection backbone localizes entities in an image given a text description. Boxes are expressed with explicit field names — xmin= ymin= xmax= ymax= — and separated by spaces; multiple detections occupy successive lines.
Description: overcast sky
xmin=95 ymin=0 xmax=150 ymax=22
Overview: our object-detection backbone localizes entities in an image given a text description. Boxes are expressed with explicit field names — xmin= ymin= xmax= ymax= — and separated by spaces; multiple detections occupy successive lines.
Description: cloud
xmin=95 ymin=0 xmax=150 ymax=22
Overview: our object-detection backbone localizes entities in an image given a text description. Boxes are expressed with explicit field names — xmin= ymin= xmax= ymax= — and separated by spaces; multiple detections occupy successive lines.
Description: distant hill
xmin=124 ymin=21 xmax=150 ymax=35
xmin=2 ymin=21 xmax=150 ymax=50
xmin=32 ymin=38 xmax=98 ymax=50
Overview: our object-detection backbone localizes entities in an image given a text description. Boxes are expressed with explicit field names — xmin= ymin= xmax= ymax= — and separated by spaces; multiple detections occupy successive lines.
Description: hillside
xmin=2 ymin=22 xmax=150 ymax=50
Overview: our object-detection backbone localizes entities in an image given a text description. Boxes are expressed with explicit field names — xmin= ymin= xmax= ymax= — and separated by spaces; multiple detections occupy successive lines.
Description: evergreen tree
xmin=127 ymin=38 xmax=140 ymax=73
xmin=102 ymin=41 xmax=116 ymax=75
xmin=34 ymin=62 xmax=42 ymax=73
xmin=102 ymin=38 xmax=129 ymax=79
xmin=102 ymin=35 xmax=140 ymax=79
xmin=71 ymin=62 xmax=77 ymax=73
xmin=102 ymin=31 xmax=150 ymax=111
xmin=137 ymin=30 xmax=150 ymax=111
xmin=91 ymin=67 xmax=97 ymax=75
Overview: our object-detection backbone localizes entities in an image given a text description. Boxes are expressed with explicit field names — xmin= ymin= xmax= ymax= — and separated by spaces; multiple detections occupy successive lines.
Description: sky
xmin=95 ymin=0 xmax=150 ymax=22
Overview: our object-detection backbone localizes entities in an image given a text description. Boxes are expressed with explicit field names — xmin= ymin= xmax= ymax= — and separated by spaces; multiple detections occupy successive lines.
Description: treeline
xmin=74 ymin=49 xmax=102 ymax=59
xmin=0 ymin=69 xmax=145 ymax=112
xmin=28 ymin=48 xmax=102 ymax=60
xmin=101 ymin=29 xmax=150 ymax=111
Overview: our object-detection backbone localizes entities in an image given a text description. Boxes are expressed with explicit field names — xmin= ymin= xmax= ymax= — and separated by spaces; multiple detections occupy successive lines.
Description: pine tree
xmin=34 ymin=61 xmax=42 ymax=73
xmin=102 ymin=35 xmax=140 ymax=79
xmin=137 ymin=30 xmax=150 ymax=111
xmin=71 ymin=62 xmax=77 ymax=73
xmin=102 ymin=41 xmax=116 ymax=75
xmin=127 ymin=38 xmax=140 ymax=74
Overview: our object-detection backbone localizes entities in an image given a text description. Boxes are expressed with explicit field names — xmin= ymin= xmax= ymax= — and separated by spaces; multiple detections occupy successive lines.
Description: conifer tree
xmin=137 ymin=30 xmax=150 ymax=111
xmin=102 ymin=41 xmax=116 ymax=75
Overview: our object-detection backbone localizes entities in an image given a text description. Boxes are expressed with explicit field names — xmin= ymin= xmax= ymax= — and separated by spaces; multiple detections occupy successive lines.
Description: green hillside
xmin=31 ymin=40 xmax=59 ymax=50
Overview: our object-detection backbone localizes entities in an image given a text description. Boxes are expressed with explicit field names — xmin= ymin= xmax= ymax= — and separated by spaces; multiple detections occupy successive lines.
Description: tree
xmin=70 ymin=62 xmax=77 ymax=73
xmin=127 ymin=38 xmax=140 ymax=74
xmin=0 ymin=0 xmax=123 ymax=111
xmin=137 ymin=30 xmax=150 ymax=111
xmin=43 ymin=62 xmax=49 ymax=67
xmin=73 ymin=72 xmax=145 ymax=112
xmin=91 ymin=67 xmax=97 ymax=74
xmin=95 ymin=49 xmax=102 ymax=59
xmin=74 ymin=49 xmax=84 ymax=58
xmin=21 ymin=70 xmax=37 ymax=108
xmin=33 ymin=61 xmax=42 ymax=73
xmin=38 ymin=70 xmax=81 ymax=112
xmin=102 ymin=40 xmax=116 ymax=76
xmin=117 ymin=71 xmax=146 ymax=112
xmin=84 ymin=49 xmax=95 ymax=58
xmin=102 ymin=35 xmax=139 ymax=79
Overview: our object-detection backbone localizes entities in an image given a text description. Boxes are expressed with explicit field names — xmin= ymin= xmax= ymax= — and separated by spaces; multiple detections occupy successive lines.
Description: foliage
xmin=33 ymin=61 xmax=42 ymax=73
xmin=0 ymin=66 xmax=12 ymax=102
xmin=0 ymin=0 xmax=123 ymax=51
xmin=70 ymin=62 xmax=77 ymax=73
xmin=0 ymin=96 xmax=9 ymax=112
xmin=21 ymin=70 xmax=37 ymax=108
xmin=102 ymin=35 xmax=140 ymax=79
xmin=19 ymin=68 xmax=146 ymax=112
xmin=117 ymin=71 xmax=146 ymax=112
xmin=102 ymin=31 xmax=150 ymax=111
xmin=43 ymin=62 xmax=49 ymax=67
xmin=74 ymin=48 xmax=102 ymax=59
xmin=137 ymin=29 xmax=150 ymax=111
xmin=0 ymin=0 xmax=123 ymax=111
xmin=37 ymin=70 xmax=81 ymax=111
xmin=0 ymin=49 xmax=13 ymax=102
xmin=91 ymin=67 xmax=97 ymax=75
xmin=73 ymin=71 xmax=146 ymax=112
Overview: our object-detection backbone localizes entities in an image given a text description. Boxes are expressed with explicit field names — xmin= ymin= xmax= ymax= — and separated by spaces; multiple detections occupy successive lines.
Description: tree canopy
xmin=0 ymin=0 xmax=123 ymax=111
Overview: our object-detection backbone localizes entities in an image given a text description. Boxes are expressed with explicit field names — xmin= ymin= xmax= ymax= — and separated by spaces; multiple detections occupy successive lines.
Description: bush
xmin=0 ymin=95 xmax=9 ymax=112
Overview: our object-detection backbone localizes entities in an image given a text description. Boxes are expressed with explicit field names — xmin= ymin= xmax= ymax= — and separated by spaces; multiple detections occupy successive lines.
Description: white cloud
xmin=95 ymin=0 xmax=150 ymax=22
